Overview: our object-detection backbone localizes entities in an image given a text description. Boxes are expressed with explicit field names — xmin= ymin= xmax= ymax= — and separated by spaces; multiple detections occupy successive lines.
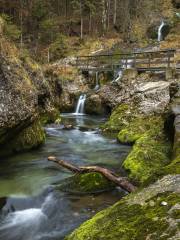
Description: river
xmin=0 ymin=114 xmax=131 ymax=240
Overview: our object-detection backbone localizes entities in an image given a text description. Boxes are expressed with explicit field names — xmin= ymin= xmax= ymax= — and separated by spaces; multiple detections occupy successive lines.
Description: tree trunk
xmin=113 ymin=0 xmax=117 ymax=26
xmin=80 ymin=0 xmax=83 ymax=39
xmin=102 ymin=0 xmax=107 ymax=35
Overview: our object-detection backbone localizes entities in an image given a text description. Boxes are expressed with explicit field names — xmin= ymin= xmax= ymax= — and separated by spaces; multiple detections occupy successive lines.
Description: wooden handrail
xmin=76 ymin=49 xmax=179 ymax=72
xmin=77 ymin=49 xmax=176 ymax=58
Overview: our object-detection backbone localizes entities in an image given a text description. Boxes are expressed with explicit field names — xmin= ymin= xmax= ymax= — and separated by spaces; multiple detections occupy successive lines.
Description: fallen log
xmin=48 ymin=156 xmax=137 ymax=193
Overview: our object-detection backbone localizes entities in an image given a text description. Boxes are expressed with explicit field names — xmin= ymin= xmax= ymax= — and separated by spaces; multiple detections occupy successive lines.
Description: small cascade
xmin=75 ymin=94 xmax=86 ymax=115
xmin=94 ymin=72 xmax=100 ymax=91
xmin=113 ymin=59 xmax=133 ymax=82
xmin=158 ymin=21 xmax=165 ymax=41
xmin=113 ymin=69 xmax=123 ymax=82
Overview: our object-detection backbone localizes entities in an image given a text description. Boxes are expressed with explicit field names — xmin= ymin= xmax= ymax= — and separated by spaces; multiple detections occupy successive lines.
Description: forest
xmin=0 ymin=0 xmax=179 ymax=240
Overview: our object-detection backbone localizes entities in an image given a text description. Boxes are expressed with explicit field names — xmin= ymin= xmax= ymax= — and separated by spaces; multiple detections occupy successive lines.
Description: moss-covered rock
xmin=66 ymin=175 xmax=180 ymax=240
xmin=0 ymin=17 xmax=62 ymax=156
xmin=56 ymin=173 xmax=115 ymax=194
xmin=0 ymin=121 xmax=45 ymax=156
xmin=118 ymin=115 xmax=171 ymax=184
xmin=102 ymin=104 xmax=172 ymax=185
xmin=102 ymin=104 xmax=135 ymax=133
xmin=123 ymin=134 xmax=171 ymax=185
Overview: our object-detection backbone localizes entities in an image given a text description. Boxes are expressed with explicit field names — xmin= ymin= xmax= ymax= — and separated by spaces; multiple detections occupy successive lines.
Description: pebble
xmin=161 ymin=201 xmax=168 ymax=206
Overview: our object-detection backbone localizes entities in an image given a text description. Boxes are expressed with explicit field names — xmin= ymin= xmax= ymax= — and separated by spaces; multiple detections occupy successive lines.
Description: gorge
xmin=0 ymin=1 xmax=180 ymax=240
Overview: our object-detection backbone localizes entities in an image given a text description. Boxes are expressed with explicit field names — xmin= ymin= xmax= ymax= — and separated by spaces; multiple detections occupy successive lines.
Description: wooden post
xmin=148 ymin=53 xmax=151 ymax=68
xmin=111 ymin=54 xmax=113 ymax=70
xmin=87 ymin=57 xmax=89 ymax=70
xmin=134 ymin=53 xmax=136 ymax=68
xmin=125 ymin=55 xmax=128 ymax=69
xmin=167 ymin=51 xmax=171 ymax=68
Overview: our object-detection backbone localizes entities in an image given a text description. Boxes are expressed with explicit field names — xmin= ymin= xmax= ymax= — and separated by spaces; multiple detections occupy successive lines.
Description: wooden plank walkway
xmin=76 ymin=49 xmax=180 ymax=73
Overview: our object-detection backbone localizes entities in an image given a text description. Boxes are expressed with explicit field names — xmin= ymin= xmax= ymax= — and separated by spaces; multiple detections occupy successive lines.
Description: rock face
xmin=99 ymin=70 xmax=180 ymax=184
xmin=66 ymin=174 xmax=180 ymax=240
xmin=86 ymin=71 xmax=174 ymax=115
xmin=0 ymin=18 xmax=61 ymax=156
xmin=165 ymin=85 xmax=180 ymax=174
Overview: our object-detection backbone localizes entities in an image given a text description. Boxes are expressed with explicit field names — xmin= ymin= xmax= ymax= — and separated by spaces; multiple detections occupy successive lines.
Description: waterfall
xmin=94 ymin=72 xmax=100 ymax=91
xmin=113 ymin=69 xmax=123 ymax=82
xmin=113 ymin=59 xmax=133 ymax=82
xmin=75 ymin=94 xmax=86 ymax=115
xmin=158 ymin=21 xmax=165 ymax=42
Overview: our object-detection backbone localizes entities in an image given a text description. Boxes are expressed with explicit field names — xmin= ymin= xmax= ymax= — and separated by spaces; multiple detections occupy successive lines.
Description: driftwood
xmin=48 ymin=156 xmax=137 ymax=193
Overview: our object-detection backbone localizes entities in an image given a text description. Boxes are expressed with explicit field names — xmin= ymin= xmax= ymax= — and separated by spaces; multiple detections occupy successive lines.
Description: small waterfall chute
xmin=113 ymin=59 xmax=133 ymax=82
xmin=75 ymin=94 xmax=86 ymax=115
xmin=158 ymin=21 xmax=165 ymax=42
xmin=94 ymin=72 xmax=100 ymax=91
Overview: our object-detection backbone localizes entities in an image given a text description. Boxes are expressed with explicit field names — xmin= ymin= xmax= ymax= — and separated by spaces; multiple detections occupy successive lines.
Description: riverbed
xmin=0 ymin=114 xmax=131 ymax=240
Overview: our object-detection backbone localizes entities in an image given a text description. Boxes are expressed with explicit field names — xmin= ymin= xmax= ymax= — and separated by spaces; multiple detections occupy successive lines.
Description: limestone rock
xmin=0 ymin=23 xmax=60 ymax=156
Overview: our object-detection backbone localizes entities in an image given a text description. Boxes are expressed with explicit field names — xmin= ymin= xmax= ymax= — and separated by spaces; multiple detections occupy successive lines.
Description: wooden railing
xmin=76 ymin=49 xmax=177 ymax=72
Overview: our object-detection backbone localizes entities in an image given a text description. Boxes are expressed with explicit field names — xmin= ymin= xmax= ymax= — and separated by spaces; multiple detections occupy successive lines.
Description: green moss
xmin=40 ymin=108 xmax=60 ymax=125
xmin=0 ymin=120 xmax=45 ymax=156
xmin=123 ymin=134 xmax=171 ymax=185
xmin=117 ymin=115 xmax=165 ymax=144
xmin=102 ymin=104 xmax=134 ymax=133
xmin=66 ymin=191 xmax=180 ymax=240
xmin=103 ymin=104 xmax=172 ymax=185
xmin=56 ymin=173 xmax=115 ymax=194
xmin=12 ymin=120 xmax=45 ymax=152
xmin=164 ymin=155 xmax=180 ymax=175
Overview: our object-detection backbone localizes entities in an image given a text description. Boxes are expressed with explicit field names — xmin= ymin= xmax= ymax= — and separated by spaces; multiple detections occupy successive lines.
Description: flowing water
xmin=113 ymin=59 xmax=133 ymax=82
xmin=158 ymin=21 xmax=165 ymax=42
xmin=75 ymin=95 xmax=87 ymax=115
xmin=0 ymin=114 xmax=131 ymax=240
xmin=94 ymin=72 xmax=100 ymax=91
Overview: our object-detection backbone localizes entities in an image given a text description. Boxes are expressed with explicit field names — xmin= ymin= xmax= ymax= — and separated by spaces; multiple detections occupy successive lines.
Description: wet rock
xmin=63 ymin=124 xmax=74 ymax=130
xmin=0 ymin=197 xmax=6 ymax=210
xmin=85 ymin=94 xmax=105 ymax=115
xmin=165 ymin=86 xmax=180 ymax=174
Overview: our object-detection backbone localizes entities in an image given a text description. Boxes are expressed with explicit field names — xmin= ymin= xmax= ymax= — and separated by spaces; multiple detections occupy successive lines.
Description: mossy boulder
xmin=0 ymin=19 xmax=61 ymax=156
xmin=56 ymin=173 xmax=115 ymax=194
xmin=66 ymin=175 xmax=180 ymax=240
xmin=102 ymin=104 xmax=173 ymax=185
xmin=123 ymin=134 xmax=171 ymax=185
xmin=102 ymin=104 xmax=135 ymax=133
xmin=0 ymin=121 xmax=45 ymax=156
xmin=118 ymin=115 xmax=171 ymax=184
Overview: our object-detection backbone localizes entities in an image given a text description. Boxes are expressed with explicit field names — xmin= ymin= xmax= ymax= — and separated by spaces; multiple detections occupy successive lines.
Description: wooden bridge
xmin=76 ymin=49 xmax=180 ymax=74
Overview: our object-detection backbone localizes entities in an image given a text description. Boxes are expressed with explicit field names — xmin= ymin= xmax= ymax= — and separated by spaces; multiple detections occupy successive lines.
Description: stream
xmin=0 ymin=114 xmax=131 ymax=240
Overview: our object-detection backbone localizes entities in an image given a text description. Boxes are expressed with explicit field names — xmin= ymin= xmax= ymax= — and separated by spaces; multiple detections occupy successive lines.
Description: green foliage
xmin=0 ymin=14 xmax=21 ymax=41
xmin=39 ymin=18 xmax=59 ymax=43
xmin=49 ymin=34 xmax=69 ymax=60
xmin=31 ymin=0 xmax=51 ymax=21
